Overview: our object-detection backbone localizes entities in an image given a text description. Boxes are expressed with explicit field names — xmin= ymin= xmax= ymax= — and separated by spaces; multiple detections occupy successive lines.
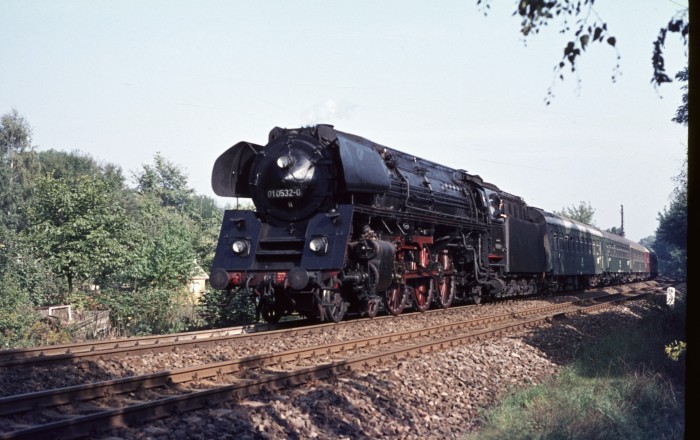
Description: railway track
xmin=0 ymin=291 xmax=648 ymax=440
xmin=0 ymin=283 xmax=649 ymax=370
xmin=0 ymin=320 xmax=300 ymax=367
xmin=0 ymin=301 xmax=488 ymax=370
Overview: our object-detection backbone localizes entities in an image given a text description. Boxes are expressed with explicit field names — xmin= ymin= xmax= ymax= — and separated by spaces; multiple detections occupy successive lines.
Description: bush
xmin=468 ymin=294 xmax=686 ymax=439
xmin=197 ymin=288 xmax=258 ymax=328
xmin=0 ymin=273 xmax=41 ymax=348
xmin=93 ymin=287 xmax=198 ymax=337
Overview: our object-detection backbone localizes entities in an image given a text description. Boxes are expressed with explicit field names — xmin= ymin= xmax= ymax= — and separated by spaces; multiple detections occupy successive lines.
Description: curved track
xmin=0 ymin=289 xmax=650 ymax=439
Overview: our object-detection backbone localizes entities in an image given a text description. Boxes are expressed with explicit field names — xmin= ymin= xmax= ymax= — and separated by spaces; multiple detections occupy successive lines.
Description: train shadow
xmin=194 ymin=373 xmax=423 ymax=439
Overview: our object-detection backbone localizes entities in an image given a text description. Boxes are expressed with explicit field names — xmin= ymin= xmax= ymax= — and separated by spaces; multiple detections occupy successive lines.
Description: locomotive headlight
xmin=232 ymin=239 xmax=250 ymax=256
xmin=276 ymin=154 xmax=295 ymax=169
xmin=309 ymin=236 xmax=328 ymax=254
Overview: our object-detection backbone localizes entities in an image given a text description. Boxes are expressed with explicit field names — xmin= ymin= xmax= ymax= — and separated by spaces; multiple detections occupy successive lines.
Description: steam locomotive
xmin=209 ymin=125 xmax=657 ymax=323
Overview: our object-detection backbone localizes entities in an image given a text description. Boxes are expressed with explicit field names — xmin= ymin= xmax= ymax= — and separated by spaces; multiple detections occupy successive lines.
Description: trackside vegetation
xmin=0 ymin=109 xmax=229 ymax=347
xmin=466 ymin=293 xmax=686 ymax=440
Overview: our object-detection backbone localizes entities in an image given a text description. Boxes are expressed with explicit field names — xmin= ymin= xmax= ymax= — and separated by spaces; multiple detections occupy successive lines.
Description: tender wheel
xmin=383 ymin=284 xmax=405 ymax=316
xmin=435 ymin=276 xmax=455 ymax=309
xmin=323 ymin=290 xmax=347 ymax=323
xmin=260 ymin=302 xmax=281 ymax=323
xmin=412 ymin=280 xmax=433 ymax=312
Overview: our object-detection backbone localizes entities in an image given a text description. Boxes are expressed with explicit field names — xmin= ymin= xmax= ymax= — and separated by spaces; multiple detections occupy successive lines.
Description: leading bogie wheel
xmin=383 ymin=284 xmax=405 ymax=316
xmin=363 ymin=297 xmax=380 ymax=318
xmin=260 ymin=302 xmax=282 ymax=323
xmin=323 ymin=291 xmax=346 ymax=323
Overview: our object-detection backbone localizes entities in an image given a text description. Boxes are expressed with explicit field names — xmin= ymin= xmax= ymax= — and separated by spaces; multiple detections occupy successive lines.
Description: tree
xmin=37 ymin=149 xmax=124 ymax=189
xmin=651 ymin=75 xmax=688 ymax=279
xmin=0 ymin=109 xmax=39 ymax=230
xmin=121 ymin=195 xmax=197 ymax=291
xmin=555 ymin=200 xmax=596 ymax=226
xmin=654 ymin=160 xmax=687 ymax=279
xmin=672 ymin=67 xmax=689 ymax=126
xmin=132 ymin=155 xmax=222 ymax=273
xmin=477 ymin=1 xmax=689 ymax=102
xmin=606 ymin=226 xmax=624 ymax=236
xmin=189 ymin=194 xmax=225 ymax=271
xmin=640 ymin=234 xmax=685 ymax=280
xmin=25 ymin=174 xmax=131 ymax=296
xmin=133 ymin=153 xmax=194 ymax=210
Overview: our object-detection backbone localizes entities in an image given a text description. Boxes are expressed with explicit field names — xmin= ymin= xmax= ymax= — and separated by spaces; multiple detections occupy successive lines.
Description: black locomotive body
xmin=209 ymin=125 xmax=656 ymax=323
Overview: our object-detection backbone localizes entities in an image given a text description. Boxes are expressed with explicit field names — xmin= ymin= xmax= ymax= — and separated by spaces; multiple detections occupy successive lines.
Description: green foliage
xmin=672 ymin=67 xmax=688 ymax=126
xmin=25 ymin=174 xmax=132 ymax=296
xmin=197 ymin=288 xmax=258 ymax=328
xmin=554 ymin=201 xmax=596 ymax=226
xmin=470 ymin=370 xmax=682 ymax=440
xmin=653 ymin=158 xmax=687 ymax=279
xmin=0 ymin=231 xmax=54 ymax=306
xmin=657 ymin=200 xmax=687 ymax=251
xmin=37 ymin=149 xmax=124 ymax=189
xmin=126 ymin=154 xmax=221 ymax=287
xmin=188 ymin=194 xmax=225 ymax=271
xmin=605 ymin=225 xmax=624 ymax=236
xmin=133 ymin=153 xmax=194 ymax=210
xmin=665 ymin=341 xmax=686 ymax=362
xmin=0 ymin=272 xmax=40 ymax=348
xmin=120 ymin=195 xmax=197 ymax=290
xmin=0 ymin=110 xmax=235 ymax=344
xmin=477 ymin=1 xmax=688 ymax=104
xmin=0 ymin=109 xmax=32 ymax=157
xmin=1 ymin=108 xmax=39 ymax=230
xmin=92 ymin=287 xmax=197 ymax=336
xmin=470 ymin=297 xmax=685 ymax=439
xmin=642 ymin=234 xmax=686 ymax=280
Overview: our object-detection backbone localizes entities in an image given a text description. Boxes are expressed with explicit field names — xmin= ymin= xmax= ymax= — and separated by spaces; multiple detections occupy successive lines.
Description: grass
xmin=465 ymin=295 xmax=686 ymax=440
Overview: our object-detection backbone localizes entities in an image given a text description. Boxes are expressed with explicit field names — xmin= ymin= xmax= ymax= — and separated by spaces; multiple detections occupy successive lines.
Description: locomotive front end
xmin=209 ymin=126 xmax=353 ymax=322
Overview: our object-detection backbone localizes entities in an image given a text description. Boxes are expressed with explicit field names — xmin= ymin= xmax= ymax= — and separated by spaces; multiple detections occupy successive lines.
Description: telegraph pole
xmin=620 ymin=205 xmax=625 ymax=237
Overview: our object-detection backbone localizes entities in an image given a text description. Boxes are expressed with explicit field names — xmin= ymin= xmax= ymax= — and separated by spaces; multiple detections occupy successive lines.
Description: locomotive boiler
xmin=209 ymin=125 xmax=656 ymax=323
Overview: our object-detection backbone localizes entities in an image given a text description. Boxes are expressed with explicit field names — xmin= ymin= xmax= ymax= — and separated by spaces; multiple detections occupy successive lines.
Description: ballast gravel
xmin=96 ymin=292 xmax=664 ymax=440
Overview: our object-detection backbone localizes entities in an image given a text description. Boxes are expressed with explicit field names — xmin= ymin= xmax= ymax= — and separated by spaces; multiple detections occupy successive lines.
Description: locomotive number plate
xmin=267 ymin=188 xmax=303 ymax=199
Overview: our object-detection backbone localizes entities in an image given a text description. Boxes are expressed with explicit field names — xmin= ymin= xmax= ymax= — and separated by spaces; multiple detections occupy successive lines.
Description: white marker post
xmin=666 ymin=287 xmax=676 ymax=307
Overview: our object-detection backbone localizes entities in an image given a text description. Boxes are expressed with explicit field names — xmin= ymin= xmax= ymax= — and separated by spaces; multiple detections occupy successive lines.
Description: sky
xmin=1 ymin=0 xmax=688 ymax=242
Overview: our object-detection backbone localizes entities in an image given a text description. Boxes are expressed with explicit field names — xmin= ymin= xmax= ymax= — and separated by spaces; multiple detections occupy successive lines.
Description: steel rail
xmin=0 ymin=302 xmax=485 ymax=369
xmin=0 ymin=292 xmax=646 ymax=439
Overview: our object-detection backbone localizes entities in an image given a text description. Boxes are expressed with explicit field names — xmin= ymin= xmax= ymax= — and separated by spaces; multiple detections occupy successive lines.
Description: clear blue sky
xmin=1 ymin=0 xmax=688 ymax=242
